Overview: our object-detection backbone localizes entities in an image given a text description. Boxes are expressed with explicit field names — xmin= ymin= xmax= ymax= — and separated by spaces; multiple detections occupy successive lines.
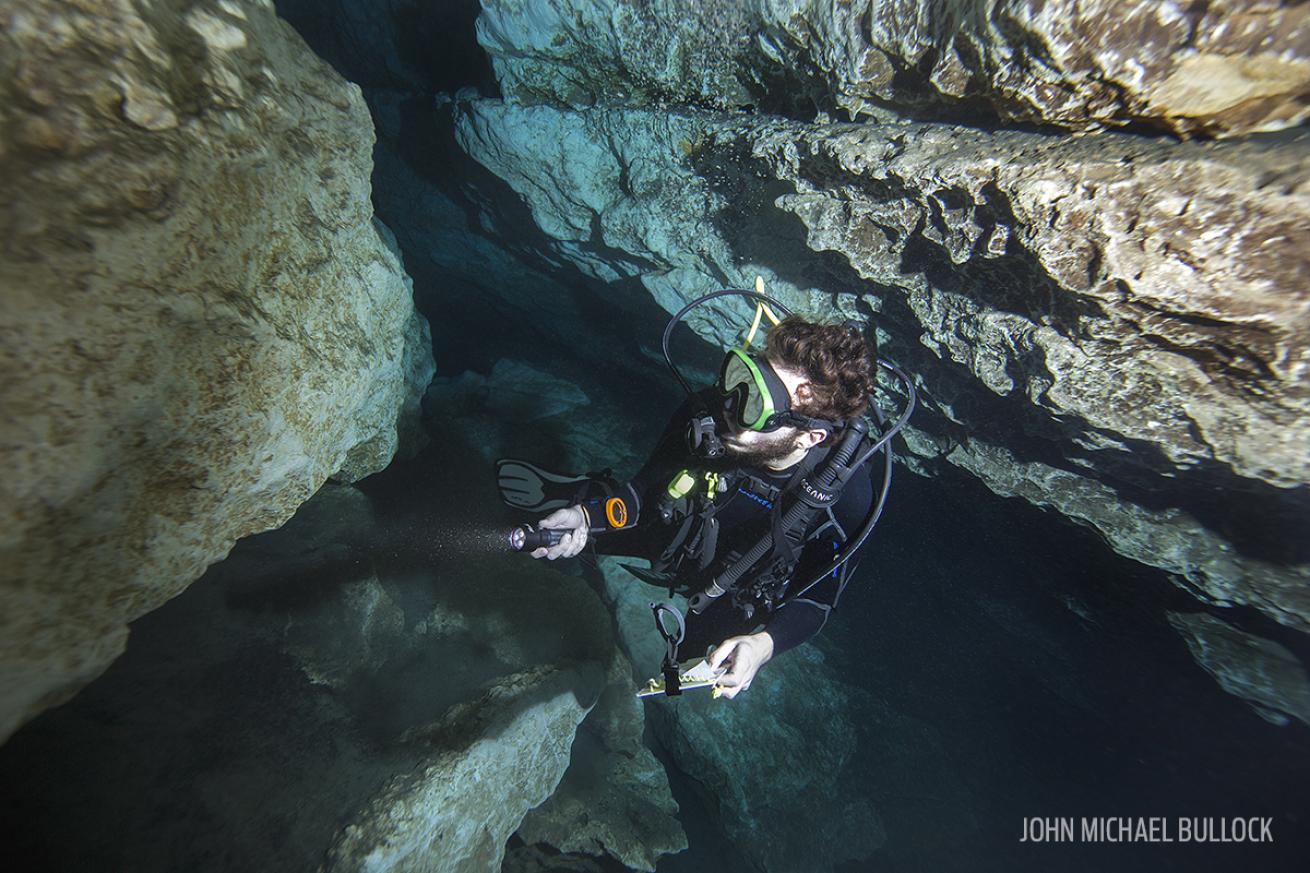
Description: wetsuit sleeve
xmin=622 ymin=390 xmax=713 ymax=521
xmin=763 ymin=462 xmax=874 ymax=655
xmin=764 ymin=599 xmax=829 ymax=656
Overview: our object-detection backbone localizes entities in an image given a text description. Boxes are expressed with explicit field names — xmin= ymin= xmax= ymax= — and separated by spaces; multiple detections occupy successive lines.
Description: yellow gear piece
xmin=742 ymin=275 xmax=783 ymax=349
xmin=667 ymin=469 xmax=696 ymax=499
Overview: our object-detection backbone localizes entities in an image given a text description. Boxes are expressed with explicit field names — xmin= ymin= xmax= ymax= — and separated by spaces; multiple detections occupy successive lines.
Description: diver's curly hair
xmin=766 ymin=316 xmax=877 ymax=422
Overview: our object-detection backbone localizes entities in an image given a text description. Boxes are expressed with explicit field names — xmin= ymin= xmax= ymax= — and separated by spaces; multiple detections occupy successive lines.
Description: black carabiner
xmin=650 ymin=602 xmax=687 ymax=695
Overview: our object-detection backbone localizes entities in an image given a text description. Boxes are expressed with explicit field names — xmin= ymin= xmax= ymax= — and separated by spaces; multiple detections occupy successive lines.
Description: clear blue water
xmin=3 ymin=4 xmax=1306 ymax=872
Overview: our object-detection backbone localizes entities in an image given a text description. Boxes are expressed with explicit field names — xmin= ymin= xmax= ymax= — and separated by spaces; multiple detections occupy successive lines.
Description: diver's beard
xmin=721 ymin=430 xmax=801 ymax=465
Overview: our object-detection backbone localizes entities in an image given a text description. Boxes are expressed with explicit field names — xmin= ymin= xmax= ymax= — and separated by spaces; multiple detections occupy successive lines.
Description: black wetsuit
xmin=595 ymin=392 xmax=874 ymax=659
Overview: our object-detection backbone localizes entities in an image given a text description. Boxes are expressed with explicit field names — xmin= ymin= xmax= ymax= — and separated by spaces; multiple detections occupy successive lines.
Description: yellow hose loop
xmin=742 ymin=276 xmax=783 ymax=348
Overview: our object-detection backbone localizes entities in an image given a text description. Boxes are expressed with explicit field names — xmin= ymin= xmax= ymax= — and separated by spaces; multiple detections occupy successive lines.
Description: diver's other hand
xmin=707 ymin=631 xmax=774 ymax=699
xmin=531 ymin=505 xmax=588 ymax=560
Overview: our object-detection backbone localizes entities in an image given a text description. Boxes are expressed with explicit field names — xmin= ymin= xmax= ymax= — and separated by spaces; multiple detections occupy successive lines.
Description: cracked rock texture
xmin=454 ymin=97 xmax=1310 ymax=637
xmin=0 ymin=0 xmax=434 ymax=742
xmin=476 ymin=0 xmax=1310 ymax=137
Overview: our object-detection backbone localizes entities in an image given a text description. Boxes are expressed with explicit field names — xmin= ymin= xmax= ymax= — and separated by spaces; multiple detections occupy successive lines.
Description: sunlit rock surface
xmin=0 ymin=0 xmax=434 ymax=741
xmin=477 ymin=0 xmax=1310 ymax=137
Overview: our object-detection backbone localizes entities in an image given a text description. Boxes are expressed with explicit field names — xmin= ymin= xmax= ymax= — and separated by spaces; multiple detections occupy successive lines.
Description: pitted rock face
xmin=476 ymin=0 xmax=1310 ymax=138
xmin=0 ymin=0 xmax=434 ymax=741
xmin=453 ymin=97 xmax=1310 ymax=632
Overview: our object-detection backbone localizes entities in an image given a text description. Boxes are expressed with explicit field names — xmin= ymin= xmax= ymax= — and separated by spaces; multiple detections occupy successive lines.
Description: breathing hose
xmin=661 ymin=289 xmax=794 ymax=400
xmin=687 ymin=418 xmax=869 ymax=614
xmin=660 ymin=287 xmax=919 ymax=614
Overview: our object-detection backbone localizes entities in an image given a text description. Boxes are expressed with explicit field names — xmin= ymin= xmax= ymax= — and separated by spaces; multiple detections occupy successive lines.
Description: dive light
xmin=509 ymin=495 xmax=632 ymax=552
xmin=508 ymin=525 xmax=564 ymax=551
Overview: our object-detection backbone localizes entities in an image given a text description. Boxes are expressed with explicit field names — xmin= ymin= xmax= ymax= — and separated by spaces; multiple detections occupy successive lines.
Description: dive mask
xmin=718 ymin=349 xmax=835 ymax=433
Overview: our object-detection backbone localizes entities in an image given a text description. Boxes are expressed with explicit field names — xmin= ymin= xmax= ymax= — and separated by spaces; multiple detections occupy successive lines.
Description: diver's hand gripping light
xmin=509 ymin=496 xmax=631 ymax=552
xmin=508 ymin=525 xmax=564 ymax=551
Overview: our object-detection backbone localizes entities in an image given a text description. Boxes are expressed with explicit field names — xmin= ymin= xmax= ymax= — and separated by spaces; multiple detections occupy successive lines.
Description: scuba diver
xmin=499 ymin=285 xmax=915 ymax=699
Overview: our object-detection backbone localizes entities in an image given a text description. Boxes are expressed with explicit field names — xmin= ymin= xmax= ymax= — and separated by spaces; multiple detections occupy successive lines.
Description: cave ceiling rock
xmin=453 ymin=99 xmax=824 ymax=343
xmin=0 ymin=0 xmax=434 ymax=742
xmin=451 ymin=96 xmax=1310 ymax=632
xmin=745 ymin=122 xmax=1310 ymax=491
xmin=475 ymin=0 xmax=1310 ymax=138
xmin=948 ymin=439 xmax=1310 ymax=633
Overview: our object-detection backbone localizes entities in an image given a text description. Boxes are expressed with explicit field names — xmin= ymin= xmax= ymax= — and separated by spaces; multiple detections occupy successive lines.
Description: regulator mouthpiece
xmin=686 ymin=413 xmax=725 ymax=459
xmin=508 ymin=524 xmax=564 ymax=552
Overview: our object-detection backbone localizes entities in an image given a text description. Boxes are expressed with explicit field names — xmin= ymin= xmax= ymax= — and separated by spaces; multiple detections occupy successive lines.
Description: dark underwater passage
xmin=2 ymin=353 xmax=1308 ymax=873
xmin=3 ymin=2 xmax=1309 ymax=873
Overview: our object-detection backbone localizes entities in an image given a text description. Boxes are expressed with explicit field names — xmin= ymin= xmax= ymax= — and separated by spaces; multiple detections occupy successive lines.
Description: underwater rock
xmin=515 ymin=672 xmax=688 ymax=871
xmin=452 ymin=97 xmax=1310 ymax=634
xmin=746 ymin=119 xmax=1310 ymax=627
xmin=648 ymin=647 xmax=886 ymax=873
xmin=423 ymin=371 xmax=690 ymax=870
xmin=592 ymin=558 xmax=886 ymax=873
xmin=501 ymin=844 xmax=614 ymax=873
xmin=273 ymin=0 xmax=428 ymax=88
xmin=437 ymin=360 xmax=591 ymax=423
xmin=424 ymin=360 xmax=651 ymax=477
xmin=1167 ymin=612 xmax=1310 ymax=728
xmin=0 ymin=0 xmax=434 ymax=742
xmin=0 ymin=476 xmax=619 ymax=871
xmin=253 ymin=483 xmax=624 ymax=873
xmin=475 ymin=0 xmax=1310 ymax=137
xmin=324 ymin=664 xmax=605 ymax=873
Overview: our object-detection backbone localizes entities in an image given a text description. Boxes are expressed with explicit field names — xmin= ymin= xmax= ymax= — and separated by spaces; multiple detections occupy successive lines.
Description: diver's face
xmin=720 ymin=360 xmax=815 ymax=464
xmin=721 ymin=425 xmax=807 ymax=465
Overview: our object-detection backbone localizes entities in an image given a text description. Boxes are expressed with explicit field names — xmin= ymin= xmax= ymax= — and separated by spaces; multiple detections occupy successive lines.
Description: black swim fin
xmin=495 ymin=458 xmax=589 ymax=513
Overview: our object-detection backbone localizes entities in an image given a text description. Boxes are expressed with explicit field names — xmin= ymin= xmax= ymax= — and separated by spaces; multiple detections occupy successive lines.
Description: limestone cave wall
xmin=451 ymin=1 xmax=1310 ymax=639
xmin=0 ymin=0 xmax=435 ymax=741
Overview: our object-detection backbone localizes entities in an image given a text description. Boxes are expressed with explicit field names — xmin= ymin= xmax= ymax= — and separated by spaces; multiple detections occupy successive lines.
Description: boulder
xmin=324 ymin=664 xmax=606 ymax=873
xmin=515 ymin=675 xmax=688 ymax=871
xmin=0 ymin=0 xmax=434 ymax=741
